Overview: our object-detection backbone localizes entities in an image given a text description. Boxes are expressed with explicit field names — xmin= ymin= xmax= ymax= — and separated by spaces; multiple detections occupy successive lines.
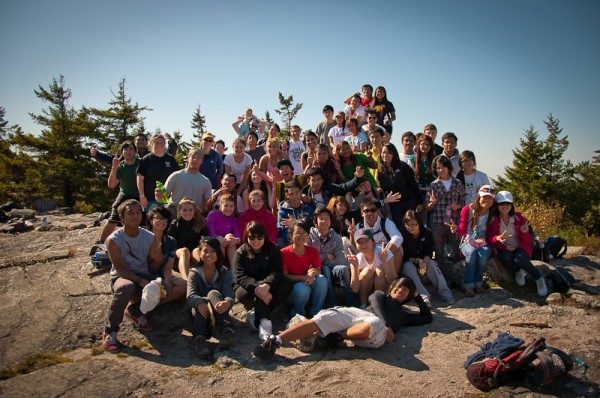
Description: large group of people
xmin=93 ymin=84 xmax=549 ymax=360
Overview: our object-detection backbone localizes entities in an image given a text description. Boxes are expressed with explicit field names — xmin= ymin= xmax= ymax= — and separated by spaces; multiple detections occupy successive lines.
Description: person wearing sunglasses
xmin=234 ymin=221 xmax=285 ymax=342
xmin=199 ymin=132 xmax=223 ymax=190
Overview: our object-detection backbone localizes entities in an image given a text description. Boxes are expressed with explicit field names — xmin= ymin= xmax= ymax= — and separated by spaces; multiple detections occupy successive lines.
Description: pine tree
xmin=0 ymin=108 xmax=27 ymax=203
xmin=264 ymin=110 xmax=274 ymax=130
xmin=89 ymin=78 xmax=151 ymax=152
xmin=190 ymin=105 xmax=207 ymax=146
xmin=11 ymin=76 xmax=105 ymax=208
xmin=540 ymin=113 xmax=569 ymax=195
xmin=274 ymin=92 xmax=303 ymax=135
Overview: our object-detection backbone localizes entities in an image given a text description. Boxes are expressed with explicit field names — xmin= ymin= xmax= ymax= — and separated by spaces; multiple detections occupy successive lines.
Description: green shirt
xmin=117 ymin=158 xmax=141 ymax=197
xmin=341 ymin=153 xmax=378 ymax=188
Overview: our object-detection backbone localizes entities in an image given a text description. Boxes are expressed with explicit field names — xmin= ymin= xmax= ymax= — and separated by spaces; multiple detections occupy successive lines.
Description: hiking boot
xmin=253 ymin=335 xmax=280 ymax=360
xmin=102 ymin=331 xmax=121 ymax=353
xmin=536 ymin=277 xmax=548 ymax=296
xmin=218 ymin=327 xmax=235 ymax=349
xmin=515 ymin=269 xmax=527 ymax=286
xmin=193 ymin=336 xmax=213 ymax=360
xmin=258 ymin=319 xmax=273 ymax=342
xmin=316 ymin=333 xmax=343 ymax=351
xmin=475 ymin=286 xmax=485 ymax=294
xmin=125 ymin=305 xmax=152 ymax=331
xmin=246 ymin=310 xmax=257 ymax=332
xmin=464 ymin=288 xmax=475 ymax=298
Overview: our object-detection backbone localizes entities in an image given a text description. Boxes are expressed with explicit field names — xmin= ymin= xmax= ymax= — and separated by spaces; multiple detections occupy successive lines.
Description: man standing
xmin=315 ymin=105 xmax=336 ymax=145
xmin=99 ymin=140 xmax=140 ymax=243
xmin=288 ymin=125 xmax=306 ymax=176
xmin=199 ymin=132 xmax=223 ymax=190
xmin=162 ymin=147 xmax=212 ymax=212
xmin=423 ymin=124 xmax=443 ymax=156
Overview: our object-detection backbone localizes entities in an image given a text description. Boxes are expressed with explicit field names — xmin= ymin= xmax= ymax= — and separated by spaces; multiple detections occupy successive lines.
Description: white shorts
xmin=312 ymin=307 xmax=387 ymax=348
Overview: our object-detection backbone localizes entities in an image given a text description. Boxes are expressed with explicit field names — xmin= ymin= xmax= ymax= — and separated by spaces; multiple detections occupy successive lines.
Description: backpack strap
xmin=380 ymin=217 xmax=392 ymax=242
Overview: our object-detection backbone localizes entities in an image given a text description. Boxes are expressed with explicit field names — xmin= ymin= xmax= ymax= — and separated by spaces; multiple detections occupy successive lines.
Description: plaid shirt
xmin=427 ymin=177 xmax=465 ymax=225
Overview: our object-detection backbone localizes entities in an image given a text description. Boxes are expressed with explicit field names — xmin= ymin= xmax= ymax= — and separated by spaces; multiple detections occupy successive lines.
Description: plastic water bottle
xmin=41 ymin=217 xmax=48 ymax=227
xmin=155 ymin=181 xmax=169 ymax=204
xmin=445 ymin=208 xmax=452 ymax=225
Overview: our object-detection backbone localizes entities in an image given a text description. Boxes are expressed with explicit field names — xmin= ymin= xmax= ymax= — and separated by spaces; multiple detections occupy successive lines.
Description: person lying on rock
xmin=253 ymin=277 xmax=432 ymax=359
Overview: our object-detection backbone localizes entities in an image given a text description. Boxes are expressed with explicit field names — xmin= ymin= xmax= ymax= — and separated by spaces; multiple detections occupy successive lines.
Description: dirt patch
xmin=0 ymin=213 xmax=598 ymax=397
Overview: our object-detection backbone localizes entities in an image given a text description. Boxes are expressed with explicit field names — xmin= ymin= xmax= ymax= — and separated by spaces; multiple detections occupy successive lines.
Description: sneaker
xmin=258 ymin=319 xmax=273 ymax=342
xmin=422 ymin=296 xmax=433 ymax=308
xmin=125 ymin=306 xmax=152 ymax=331
xmin=316 ymin=333 xmax=343 ymax=351
xmin=253 ymin=335 xmax=280 ymax=359
xmin=515 ymin=269 xmax=527 ymax=286
xmin=536 ymin=277 xmax=548 ymax=296
xmin=219 ymin=327 xmax=235 ymax=349
xmin=464 ymin=288 xmax=475 ymax=298
xmin=193 ymin=336 xmax=213 ymax=360
xmin=445 ymin=297 xmax=456 ymax=306
xmin=246 ymin=310 xmax=257 ymax=332
xmin=102 ymin=331 xmax=121 ymax=353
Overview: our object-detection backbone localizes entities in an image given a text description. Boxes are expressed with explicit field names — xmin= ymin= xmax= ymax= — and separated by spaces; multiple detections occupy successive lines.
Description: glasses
xmin=362 ymin=208 xmax=378 ymax=214
xmin=248 ymin=235 xmax=265 ymax=241
xmin=204 ymin=138 xmax=214 ymax=143
xmin=404 ymin=222 xmax=419 ymax=228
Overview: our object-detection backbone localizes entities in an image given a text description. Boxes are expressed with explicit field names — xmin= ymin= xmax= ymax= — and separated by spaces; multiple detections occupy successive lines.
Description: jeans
xmin=191 ymin=290 xmax=232 ymax=338
xmin=402 ymin=260 xmax=453 ymax=300
xmin=431 ymin=223 xmax=459 ymax=264
xmin=287 ymin=275 xmax=328 ymax=317
xmin=321 ymin=264 xmax=359 ymax=308
xmin=461 ymin=243 xmax=492 ymax=289
xmin=497 ymin=248 xmax=541 ymax=280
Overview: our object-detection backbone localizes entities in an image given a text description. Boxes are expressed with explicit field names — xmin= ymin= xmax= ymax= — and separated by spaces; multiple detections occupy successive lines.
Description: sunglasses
xmin=362 ymin=208 xmax=378 ymax=214
xmin=248 ymin=235 xmax=265 ymax=241
xmin=204 ymin=138 xmax=214 ymax=143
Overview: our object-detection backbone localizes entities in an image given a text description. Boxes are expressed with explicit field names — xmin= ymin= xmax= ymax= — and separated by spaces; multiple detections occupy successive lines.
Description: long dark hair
xmin=147 ymin=205 xmax=173 ymax=231
xmin=196 ymin=238 xmax=226 ymax=269
xmin=414 ymin=135 xmax=435 ymax=183
xmin=336 ymin=141 xmax=356 ymax=167
xmin=378 ymin=143 xmax=402 ymax=174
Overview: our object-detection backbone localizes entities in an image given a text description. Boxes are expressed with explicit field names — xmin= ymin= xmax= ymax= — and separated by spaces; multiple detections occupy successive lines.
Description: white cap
xmin=496 ymin=190 xmax=513 ymax=203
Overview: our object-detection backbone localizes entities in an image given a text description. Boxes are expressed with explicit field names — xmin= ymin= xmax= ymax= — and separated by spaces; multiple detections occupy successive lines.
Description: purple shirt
xmin=206 ymin=211 xmax=241 ymax=239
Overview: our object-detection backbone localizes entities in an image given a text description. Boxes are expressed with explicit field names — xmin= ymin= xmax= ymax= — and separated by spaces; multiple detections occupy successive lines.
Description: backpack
xmin=358 ymin=217 xmax=391 ymax=242
xmin=545 ymin=236 xmax=567 ymax=259
xmin=529 ymin=225 xmax=550 ymax=262
xmin=466 ymin=337 xmax=547 ymax=391
xmin=89 ymin=243 xmax=112 ymax=269
xmin=529 ymin=346 xmax=573 ymax=386
xmin=548 ymin=267 xmax=576 ymax=293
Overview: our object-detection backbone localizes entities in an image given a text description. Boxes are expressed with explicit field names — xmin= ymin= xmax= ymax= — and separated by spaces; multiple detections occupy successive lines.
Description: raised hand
xmin=111 ymin=153 xmax=121 ymax=169
xmin=348 ymin=218 xmax=356 ymax=236
xmin=378 ymin=242 xmax=388 ymax=264
xmin=346 ymin=250 xmax=359 ymax=267
xmin=520 ymin=220 xmax=530 ymax=233
xmin=384 ymin=192 xmax=401 ymax=204
xmin=354 ymin=165 xmax=365 ymax=178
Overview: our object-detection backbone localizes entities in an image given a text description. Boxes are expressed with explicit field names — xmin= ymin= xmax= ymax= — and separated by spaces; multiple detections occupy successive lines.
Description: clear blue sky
xmin=1 ymin=0 xmax=599 ymax=179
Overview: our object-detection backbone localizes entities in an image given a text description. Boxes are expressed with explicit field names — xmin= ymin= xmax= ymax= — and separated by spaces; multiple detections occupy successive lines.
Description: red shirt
xmin=281 ymin=245 xmax=322 ymax=276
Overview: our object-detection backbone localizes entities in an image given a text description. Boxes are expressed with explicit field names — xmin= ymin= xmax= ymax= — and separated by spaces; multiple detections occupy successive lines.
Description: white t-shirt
xmin=344 ymin=104 xmax=366 ymax=121
xmin=356 ymin=246 xmax=394 ymax=270
xmin=328 ymin=126 xmax=350 ymax=146
xmin=399 ymin=153 xmax=416 ymax=169
xmin=288 ymin=139 xmax=306 ymax=176
xmin=224 ymin=153 xmax=253 ymax=183
xmin=462 ymin=170 xmax=491 ymax=205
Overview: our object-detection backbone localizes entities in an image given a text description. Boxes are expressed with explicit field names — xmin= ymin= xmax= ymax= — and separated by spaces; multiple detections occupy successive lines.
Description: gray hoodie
xmin=307 ymin=227 xmax=348 ymax=267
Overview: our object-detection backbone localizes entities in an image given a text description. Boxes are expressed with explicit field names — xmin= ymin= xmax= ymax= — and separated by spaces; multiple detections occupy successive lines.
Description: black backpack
xmin=545 ymin=236 xmax=567 ymax=259
xmin=548 ymin=267 xmax=576 ymax=293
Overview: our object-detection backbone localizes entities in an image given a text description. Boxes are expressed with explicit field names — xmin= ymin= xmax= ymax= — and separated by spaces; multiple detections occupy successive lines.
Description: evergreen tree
xmin=89 ymin=78 xmax=151 ymax=151
xmin=11 ymin=76 xmax=105 ymax=208
xmin=540 ymin=113 xmax=569 ymax=195
xmin=274 ymin=92 xmax=303 ymax=134
xmin=264 ymin=110 xmax=274 ymax=130
xmin=0 ymin=107 xmax=27 ymax=203
xmin=190 ymin=105 xmax=207 ymax=146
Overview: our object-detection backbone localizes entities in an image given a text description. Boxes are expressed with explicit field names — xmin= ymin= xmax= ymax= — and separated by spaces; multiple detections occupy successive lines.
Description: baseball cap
xmin=202 ymin=132 xmax=215 ymax=141
xmin=276 ymin=159 xmax=293 ymax=169
xmin=496 ymin=190 xmax=513 ymax=203
xmin=478 ymin=185 xmax=495 ymax=198
xmin=354 ymin=228 xmax=374 ymax=242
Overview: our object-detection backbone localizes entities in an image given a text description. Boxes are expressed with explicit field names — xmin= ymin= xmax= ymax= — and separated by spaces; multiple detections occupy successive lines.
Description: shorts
xmin=312 ymin=307 xmax=387 ymax=348
xmin=108 ymin=194 xmax=139 ymax=223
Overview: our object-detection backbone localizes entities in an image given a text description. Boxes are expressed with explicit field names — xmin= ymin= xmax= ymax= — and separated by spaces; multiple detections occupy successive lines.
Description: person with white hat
xmin=450 ymin=185 xmax=496 ymax=298
xmin=487 ymin=190 xmax=548 ymax=296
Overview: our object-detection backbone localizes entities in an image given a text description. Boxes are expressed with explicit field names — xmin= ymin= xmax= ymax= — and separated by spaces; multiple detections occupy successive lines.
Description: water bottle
xmin=445 ymin=208 xmax=452 ymax=225
xmin=41 ymin=217 xmax=48 ymax=227
xmin=155 ymin=181 xmax=169 ymax=204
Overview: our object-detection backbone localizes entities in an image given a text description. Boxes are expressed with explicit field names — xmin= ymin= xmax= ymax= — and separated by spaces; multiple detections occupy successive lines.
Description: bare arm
xmin=108 ymin=155 xmax=120 ymax=189
xmin=136 ymin=174 xmax=148 ymax=209
xmin=106 ymin=237 xmax=149 ymax=287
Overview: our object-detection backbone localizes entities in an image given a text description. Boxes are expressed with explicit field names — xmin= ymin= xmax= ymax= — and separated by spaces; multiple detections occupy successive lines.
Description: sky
xmin=1 ymin=0 xmax=599 ymax=180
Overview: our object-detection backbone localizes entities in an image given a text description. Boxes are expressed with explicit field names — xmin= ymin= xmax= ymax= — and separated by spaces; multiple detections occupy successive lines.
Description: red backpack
xmin=466 ymin=337 xmax=546 ymax=391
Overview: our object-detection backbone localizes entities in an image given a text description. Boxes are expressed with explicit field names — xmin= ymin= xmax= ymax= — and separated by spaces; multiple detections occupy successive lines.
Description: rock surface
xmin=0 ymin=213 xmax=599 ymax=397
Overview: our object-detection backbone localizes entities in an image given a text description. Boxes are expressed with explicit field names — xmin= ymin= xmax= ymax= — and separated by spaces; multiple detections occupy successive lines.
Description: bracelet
xmin=139 ymin=195 xmax=145 ymax=198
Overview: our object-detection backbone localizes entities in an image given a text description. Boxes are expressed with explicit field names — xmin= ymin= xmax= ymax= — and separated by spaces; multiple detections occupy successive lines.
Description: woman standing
xmin=224 ymin=138 xmax=253 ymax=195
xmin=371 ymin=86 xmax=396 ymax=136
xmin=378 ymin=143 xmax=423 ymax=229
